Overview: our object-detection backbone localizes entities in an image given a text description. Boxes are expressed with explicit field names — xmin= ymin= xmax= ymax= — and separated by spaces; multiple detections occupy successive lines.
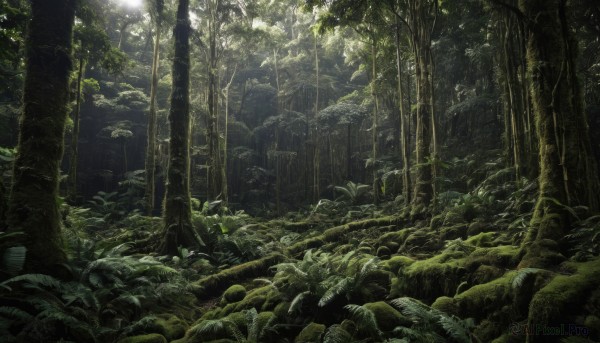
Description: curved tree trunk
xmin=520 ymin=0 xmax=600 ymax=267
xmin=160 ymin=0 xmax=202 ymax=255
xmin=7 ymin=0 xmax=76 ymax=271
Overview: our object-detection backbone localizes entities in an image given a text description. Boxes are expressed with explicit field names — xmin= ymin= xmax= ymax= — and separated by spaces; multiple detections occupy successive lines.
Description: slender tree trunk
xmin=68 ymin=53 xmax=85 ymax=202
xmin=221 ymin=68 xmax=236 ymax=205
xmin=371 ymin=36 xmax=380 ymax=204
xmin=160 ymin=0 xmax=201 ymax=255
xmin=520 ymin=0 xmax=600 ymax=268
xmin=7 ymin=0 xmax=76 ymax=271
xmin=145 ymin=19 xmax=161 ymax=215
xmin=313 ymin=33 xmax=320 ymax=202
xmin=396 ymin=19 xmax=411 ymax=206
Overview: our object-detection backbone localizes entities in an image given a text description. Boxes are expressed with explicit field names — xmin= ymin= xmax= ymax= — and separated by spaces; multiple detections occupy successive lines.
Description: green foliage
xmin=335 ymin=181 xmax=371 ymax=205
xmin=390 ymin=297 xmax=475 ymax=343
xmin=567 ymin=215 xmax=600 ymax=260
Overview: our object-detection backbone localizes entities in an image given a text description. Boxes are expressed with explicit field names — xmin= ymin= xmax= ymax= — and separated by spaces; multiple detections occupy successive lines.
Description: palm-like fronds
xmin=344 ymin=304 xmax=383 ymax=338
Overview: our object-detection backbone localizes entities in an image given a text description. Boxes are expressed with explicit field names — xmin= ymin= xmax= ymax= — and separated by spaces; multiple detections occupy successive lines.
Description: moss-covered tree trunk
xmin=396 ymin=18 xmax=411 ymax=207
xmin=6 ymin=0 xmax=76 ymax=271
xmin=159 ymin=0 xmax=201 ymax=255
xmin=520 ymin=0 xmax=600 ymax=267
xmin=409 ymin=0 xmax=436 ymax=216
xmin=144 ymin=2 xmax=163 ymax=215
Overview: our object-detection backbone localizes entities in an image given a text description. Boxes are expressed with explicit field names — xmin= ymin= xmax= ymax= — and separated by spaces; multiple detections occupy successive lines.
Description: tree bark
xmin=7 ymin=0 xmax=76 ymax=271
xmin=68 ymin=53 xmax=85 ymax=203
xmin=520 ymin=0 xmax=600 ymax=267
xmin=160 ymin=0 xmax=202 ymax=255
xmin=145 ymin=16 xmax=161 ymax=215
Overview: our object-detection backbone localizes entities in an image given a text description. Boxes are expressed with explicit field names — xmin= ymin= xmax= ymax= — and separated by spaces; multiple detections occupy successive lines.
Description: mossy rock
xmin=467 ymin=221 xmax=493 ymax=236
xmin=394 ymin=251 xmax=468 ymax=302
xmin=453 ymin=271 xmax=516 ymax=320
xmin=473 ymin=319 xmax=503 ymax=342
xmin=376 ymin=229 xmax=412 ymax=248
xmin=116 ymin=333 xmax=167 ymax=343
xmin=469 ymin=265 xmax=505 ymax=285
xmin=363 ymin=301 xmax=411 ymax=332
xmin=439 ymin=224 xmax=468 ymax=241
xmin=430 ymin=213 xmax=444 ymax=230
xmin=465 ymin=245 xmax=521 ymax=270
xmin=431 ymin=296 xmax=459 ymax=316
xmin=400 ymin=229 xmax=442 ymax=253
xmin=192 ymin=254 xmax=285 ymax=299
xmin=154 ymin=314 xmax=188 ymax=341
xmin=295 ymin=322 xmax=326 ymax=343
xmin=465 ymin=232 xmax=497 ymax=247
xmin=519 ymin=239 xmax=566 ymax=268
xmin=382 ymin=255 xmax=415 ymax=274
xmin=527 ymin=258 xmax=600 ymax=343
xmin=222 ymin=284 xmax=247 ymax=304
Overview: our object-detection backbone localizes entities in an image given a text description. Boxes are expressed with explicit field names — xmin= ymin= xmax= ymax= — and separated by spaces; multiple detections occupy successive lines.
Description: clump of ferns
xmin=566 ymin=214 xmax=600 ymax=261
xmin=390 ymin=297 xmax=477 ymax=343
xmin=187 ymin=307 xmax=277 ymax=343
xmin=272 ymin=249 xmax=386 ymax=316
xmin=0 ymin=241 xmax=192 ymax=342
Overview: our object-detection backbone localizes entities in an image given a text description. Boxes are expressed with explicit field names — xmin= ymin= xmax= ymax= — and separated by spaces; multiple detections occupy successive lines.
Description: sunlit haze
xmin=120 ymin=0 xmax=142 ymax=8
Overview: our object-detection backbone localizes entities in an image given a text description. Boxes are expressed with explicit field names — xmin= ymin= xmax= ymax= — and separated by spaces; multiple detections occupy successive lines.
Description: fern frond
xmin=512 ymin=268 xmax=543 ymax=289
xmin=344 ymin=304 xmax=382 ymax=337
xmin=289 ymin=291 xmax=311 ymax=314
xmin=357 ymin=257 xmax=380 ymax=282
xmin=319 ymin=277 xmax=353 ymax=307
xmin=390 ymin=297 xmax=438 ymax=324
xmin=323 ymin=324 xmax=352 ymax=343
xmin=0 ymin=306 xmax=34 ymax=322
xmin=438 ymin=314 xmax=473 ymax=343
xmin=246 ymin=307 xmax=259 ymax=342
xmin=1 ymin=273 xmax=61 ymax=291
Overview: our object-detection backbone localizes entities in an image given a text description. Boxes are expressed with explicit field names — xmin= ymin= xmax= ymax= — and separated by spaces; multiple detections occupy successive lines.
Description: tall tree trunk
xmin=396 ymin=19 xmax=411 ymax=206
xmin=371 ymin=36 xmax=380 ymax=204
xmin=7 ymin=0 xmax=76 ymax=271
xmin=160 ymin=0 xmax=201 ymax=255
xmin=207 ymin=0 xmax=223 ymax=200
xmin=68 ymin=53 xmax=85 ymax=203
xmin=313 ymin=33 xmax=320 ymax=202
xmin=520 ymin=0 xmax=600 ymax=268
xmin=409 ymin=0 xmax=436 ymax=216
xmin=145 ymin=17 xmax=162 ymax=215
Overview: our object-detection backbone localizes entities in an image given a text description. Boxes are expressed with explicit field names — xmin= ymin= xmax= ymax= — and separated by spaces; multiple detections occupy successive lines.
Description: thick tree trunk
xmin=144 ymin=21 xmax=161 ymax=215
xmin=520 ymin=0 xmax=600 ymax=268
xmin=7 ymin=0 xmax=76 ymax=271
xmin=160 ymin=0 xmax=201 ymax=255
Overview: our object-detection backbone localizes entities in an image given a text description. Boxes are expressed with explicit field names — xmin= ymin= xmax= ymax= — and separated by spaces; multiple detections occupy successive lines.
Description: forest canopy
xmin=1 ymin=0 xmax=600 ymax=342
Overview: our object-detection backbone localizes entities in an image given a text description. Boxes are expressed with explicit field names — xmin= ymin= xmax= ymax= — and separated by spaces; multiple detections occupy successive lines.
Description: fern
xmin=288 ymin=290 xmax=311 ymax=314
xmin=438 ymin=315 xmax=474 ymax=343
xmin=512 ymin=268 xmax=543 ymax=289
xmin=344 ymin=304 xmax=382 ymax=338
xmin=0 ymin=306 xmax=34 ymax=321
xmin=318 ymin=276 xmax=353 ymax=307
xmin=1 ymin=273 xmax=61 ymax=291
xmin=323 ymin=324 xmax=353 ymax=343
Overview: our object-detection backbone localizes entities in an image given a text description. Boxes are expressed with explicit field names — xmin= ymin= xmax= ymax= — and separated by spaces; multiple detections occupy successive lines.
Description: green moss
xmin=453 ymin=271 xmax=516 ymax=320
xmin=222 ymin=284 xmax=247 ymax=304
xmin=473 ymin=319 xmax=503 ymax=343
xmin=395 ymin=252 xmax=468 ymax=302
xmin=192 ymin=253 xmax=285 ymax=299
xmin=465 ymin=246 xmax=521 ymax=271
xmin=295 ymin=322 xmax=326 ymax=343
xmin=382 ymin=255 xmax=415 ymax=274
xmin=116 ymin=334 xmax=167 ymax=343
xmin=527 ymin=258 xmax=600 ymax=342
xmin=363 ymin=301 xmax=411 ymax=332
xmin=287 ymin=216 xmax=404 ymax=257
xmin=467 ymin=221 xmax=492 ymax=236
xmin=519 ymin=239 xmax=566 ymax=268
xmin=376 ymin=246 xmax=391 ymax=258
xmin=154 ymin=314 xmax=188 ymax=341
xmin=440 ymin=224 xmax=468 ymax=241
xmin=465 ymin=232 xmax=497 ymax=247
xmin=376 ymin=229 xmax=412 ymax=248
xmin=431 ymin=296 xmax=458 ymax=316
xmin=400 ymin=229 xmax=442 ymax=253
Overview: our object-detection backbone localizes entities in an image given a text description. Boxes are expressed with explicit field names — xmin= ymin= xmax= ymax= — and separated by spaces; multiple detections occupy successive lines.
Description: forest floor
xmin=2 ymin=173 xmax=600 ymax=343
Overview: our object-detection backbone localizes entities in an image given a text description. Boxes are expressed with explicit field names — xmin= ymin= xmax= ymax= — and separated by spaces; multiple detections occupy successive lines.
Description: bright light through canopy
xmin=120 ymin=0 xmax=142 ymax=8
